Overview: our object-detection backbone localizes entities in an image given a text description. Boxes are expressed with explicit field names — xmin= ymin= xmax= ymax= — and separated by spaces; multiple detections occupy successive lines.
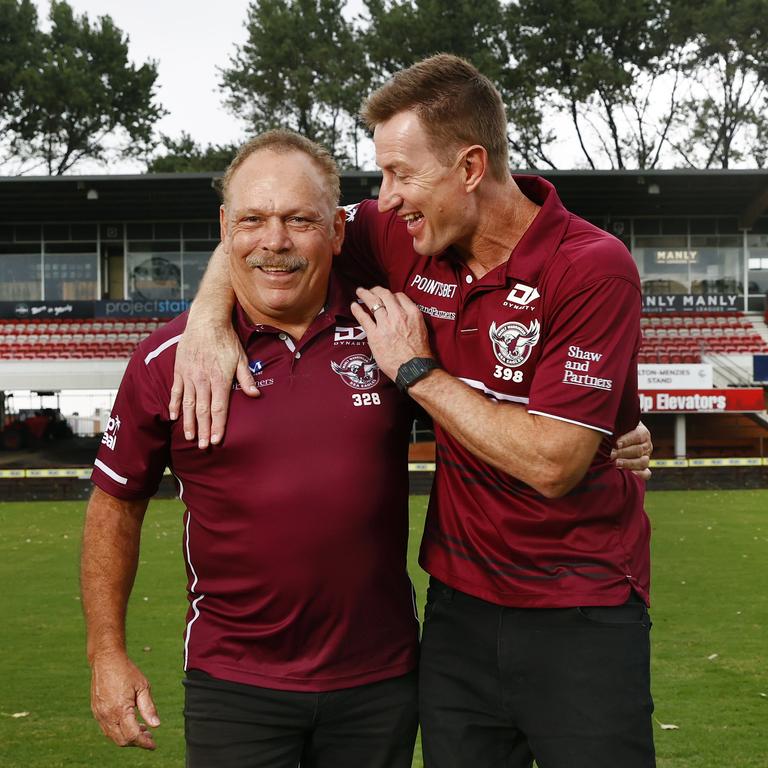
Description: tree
xmin=147 ymin=133 xmax=237 ymax=173
xmin=508 ymin=0 xmax=691 ymax=169
xmin=671 ymin=0 xmax=768 ymax=168
xmin=0 ymin=0 xmax=40 ymax=164
xmin=219 ymin=0 xmax=368 ymax=166
xmin=14 ymin=0 xmax=164 ymax=174
xmin=362 ymin=0 xmax=509 ymax=84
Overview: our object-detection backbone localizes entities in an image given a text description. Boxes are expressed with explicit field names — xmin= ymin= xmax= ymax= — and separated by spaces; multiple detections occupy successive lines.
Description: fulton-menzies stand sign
xmin=642 ymin=294 xmax=741 ymax=313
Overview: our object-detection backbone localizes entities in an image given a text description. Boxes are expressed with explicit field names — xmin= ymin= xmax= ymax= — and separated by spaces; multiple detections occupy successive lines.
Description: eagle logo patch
xmin=331 ymin=354 xmax=379 ymax=390
xmin=489 ymin=319 xmax=540 ymax=368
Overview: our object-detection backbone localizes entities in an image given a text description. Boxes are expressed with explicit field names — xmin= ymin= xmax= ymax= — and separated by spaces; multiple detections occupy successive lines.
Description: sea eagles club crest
xmin=331 ymin=354 xmax=379 ymax=390
xmin=489 ymin=319 xmax=540 ymax=367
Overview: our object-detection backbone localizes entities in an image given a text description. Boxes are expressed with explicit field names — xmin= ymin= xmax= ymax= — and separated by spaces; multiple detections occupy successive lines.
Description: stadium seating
xmin=639 ymin=312 xmax=768 ymax=363
xmin=0 ymin=318 xmax=165 ymax=360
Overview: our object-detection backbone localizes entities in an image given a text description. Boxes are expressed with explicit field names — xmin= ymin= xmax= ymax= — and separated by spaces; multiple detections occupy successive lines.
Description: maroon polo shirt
xmin=339 ymin=176 xmax=650 ymax=608
xmin=92 ymin=276 xmax=419 ymax=691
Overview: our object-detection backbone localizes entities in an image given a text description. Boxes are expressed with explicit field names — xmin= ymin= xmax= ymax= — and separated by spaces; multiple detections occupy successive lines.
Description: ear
xmin=462 ymin=146 xmax=488 ymax=193
xmin=219 ymin=204 xmax=228 ymax=242
xmin=330 ymin=206 xmax=346 ymax=256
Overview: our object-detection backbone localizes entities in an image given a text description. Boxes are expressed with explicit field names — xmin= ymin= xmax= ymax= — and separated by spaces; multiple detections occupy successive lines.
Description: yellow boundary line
xmin=2 ymin=459 xmax=768 ymax=479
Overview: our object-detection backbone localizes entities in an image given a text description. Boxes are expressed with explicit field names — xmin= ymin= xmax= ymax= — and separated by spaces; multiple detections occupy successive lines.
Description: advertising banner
xmin=642 ymin=294 xmax=741 ymax=313
xmin=754 ymin=355 xmax=768 ymax=383
xmin=0 ymin=301 xmax=95 ymax=319
xmin=639 ymin=388 xmax=765 ymax=413
xmin=94 ymin=299 xmax=189 ymax=318
xmin=639 ymin=364 xmax=713 ymax=390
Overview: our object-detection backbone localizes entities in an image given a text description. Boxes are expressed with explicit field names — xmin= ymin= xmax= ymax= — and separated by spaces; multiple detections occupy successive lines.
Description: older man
xmin=174 ymin=55 xmax=656 ymax=768
xmin=81 ymin=131 xmax=419 ymax=768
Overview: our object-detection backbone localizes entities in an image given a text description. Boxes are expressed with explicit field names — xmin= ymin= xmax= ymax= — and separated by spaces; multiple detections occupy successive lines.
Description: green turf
xmin=0 ymin=491 xmax=766 ymax=767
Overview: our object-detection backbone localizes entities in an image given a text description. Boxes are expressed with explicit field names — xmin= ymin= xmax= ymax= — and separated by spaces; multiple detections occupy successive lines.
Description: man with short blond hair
xmin=82 ymin=130 xmax=419 ymax=768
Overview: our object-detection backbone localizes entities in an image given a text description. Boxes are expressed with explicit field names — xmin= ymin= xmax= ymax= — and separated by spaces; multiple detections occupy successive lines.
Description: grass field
xmin=1 ymin=490 xmax=766 ymax=767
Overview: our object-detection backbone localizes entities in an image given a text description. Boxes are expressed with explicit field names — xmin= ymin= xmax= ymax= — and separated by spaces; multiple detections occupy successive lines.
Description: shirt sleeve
xmin=335 ymin=200 xmax=391 ymax=288
xmin=527 ymin=275 xmax=641 ymax=435
xmin=91 ymin=350 xmax=171 ymax=500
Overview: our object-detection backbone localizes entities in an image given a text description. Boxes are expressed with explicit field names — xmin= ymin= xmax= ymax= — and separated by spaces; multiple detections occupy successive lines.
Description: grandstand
xmin=1 ymin=168 xmax=767 ymax=476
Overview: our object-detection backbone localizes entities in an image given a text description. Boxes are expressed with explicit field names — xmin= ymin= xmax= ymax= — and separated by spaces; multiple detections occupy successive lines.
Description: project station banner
xmin=639 ymin=388 xmax=765 ymax=413
xmin=642 ymin=293 xmax=741 ymax=313
xmin=638 ymin=364 xmax=713 ymax=390
xmin=0 ymin=299 xmax=189 ymax=320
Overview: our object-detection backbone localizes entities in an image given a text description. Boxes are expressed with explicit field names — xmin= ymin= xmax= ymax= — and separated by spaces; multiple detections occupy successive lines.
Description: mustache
xmin=245 ymin=253 xmax=309 ymax=271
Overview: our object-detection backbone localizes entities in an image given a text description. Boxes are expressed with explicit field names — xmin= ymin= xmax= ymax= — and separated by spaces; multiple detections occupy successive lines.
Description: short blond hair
xmin=361 ymin=54 xmax=509 ymax=182
xmin=220 ymin=129 xmax=340 ymax=207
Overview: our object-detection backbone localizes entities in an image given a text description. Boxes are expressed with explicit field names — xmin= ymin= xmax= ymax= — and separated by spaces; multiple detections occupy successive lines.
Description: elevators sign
xmin=639 ymin=388 xmax=765 ymax=413
xmin=638 ymin=364 xmax=713 ymax=390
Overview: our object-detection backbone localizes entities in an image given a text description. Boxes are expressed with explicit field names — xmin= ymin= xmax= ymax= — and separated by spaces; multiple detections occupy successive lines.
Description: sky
xmin=29 ymin=0 xmax=369 ymax=172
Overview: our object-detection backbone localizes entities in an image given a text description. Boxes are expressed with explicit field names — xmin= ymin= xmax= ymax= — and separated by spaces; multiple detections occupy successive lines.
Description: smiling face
xmin=374 ymin=110 xmax=474 ymax=257
xmin=220 ymin=149 xmax=344 ymax=331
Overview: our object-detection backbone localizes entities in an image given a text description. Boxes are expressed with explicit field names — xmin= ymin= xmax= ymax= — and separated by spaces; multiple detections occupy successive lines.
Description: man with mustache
xmin=81 ymin=130 xmax=420 ymax=767
xmin=174 ymin=55 xmax=655 ymax=768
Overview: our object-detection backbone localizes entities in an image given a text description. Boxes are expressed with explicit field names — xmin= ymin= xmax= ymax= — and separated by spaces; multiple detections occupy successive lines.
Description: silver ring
xmin=371 ymin=303 xmax=385 ymax=313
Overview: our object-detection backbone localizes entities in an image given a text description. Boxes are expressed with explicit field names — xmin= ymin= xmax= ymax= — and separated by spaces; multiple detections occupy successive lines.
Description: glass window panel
xmin=183 ymin=222 xmax=211 ymax=239
xmin=70 ymin=223 xmax=97 ymax=241
xmin=633 ymin=218 xmax=660 ymax=235
xmin=154 ymin=222 xmax=180 ymax=239
xmin=43 ymin=224 xmax=70 ymax=240
xmin=16 ymin=225 xmax=41 ymax=242
xmin=43 ymin=253 xmax=98 ymax=300
xmin=45 ymin=241 xmax=97 ymax=254
xmin=126 ymin=223 xmax=154 ymax=239
xmin=0 ymin=225 xmax=12 ymax=242
xmin=661 ymin=218 xmax=687 ymax=234
xmin=0 ymin=254 xmax=42 ymax=299
xmin=633 ymin=235 xmax=744 ymax=294
xmin=182 ymin=249 xmax=216 ymax=299
xmin=689 ymin=218 xmax=717 ymax=234
xmin=127 ymin=248 xmax=182 ymax=300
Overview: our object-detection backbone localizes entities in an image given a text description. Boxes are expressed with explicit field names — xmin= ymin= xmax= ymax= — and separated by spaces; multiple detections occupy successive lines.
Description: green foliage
xmin=361 ymin=0 xmax=509 ymax=83
xmin=671 ymin=0 xmax=768 ymax=168
xmin=508 ymin=0 xmax=690 ymax=169
xmin=219 ymin=0 xmax=368 ymax=167
xmin=147 ymin=133 xmax=237 ymax=173
xmin=7 ymin=0 xmax=164 ymax=175
xmin=2 ymin=491 xmax=768 ymax=766
xmin=0 ymin=0 xmax=39 ymax=142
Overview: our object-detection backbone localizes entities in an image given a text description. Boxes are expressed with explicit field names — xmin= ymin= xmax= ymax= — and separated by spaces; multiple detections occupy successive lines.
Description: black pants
xmin=183 ymin=669 xmax=418 ymax=768
xmin=419 ymin=578 xmax=656 ymax=768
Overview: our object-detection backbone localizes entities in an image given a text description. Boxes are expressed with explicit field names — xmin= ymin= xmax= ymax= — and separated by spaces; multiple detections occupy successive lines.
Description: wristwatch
xmin=395 ymin=357 xmax=439 ymax=393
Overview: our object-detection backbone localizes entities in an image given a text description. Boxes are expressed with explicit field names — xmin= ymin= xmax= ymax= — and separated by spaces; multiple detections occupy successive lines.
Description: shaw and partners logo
xmin=101 ymin=414 xmax=121 ymax=451
xmin=331 ymin=354 xmax=379 ymax=390
xmin=489 ymin=319 xmax=540 ymax=367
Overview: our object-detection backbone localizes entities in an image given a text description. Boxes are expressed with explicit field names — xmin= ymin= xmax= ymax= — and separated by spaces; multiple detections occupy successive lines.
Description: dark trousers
xmin=183 ymin=669 xmax=418 ymax=768
xmin=419 ymin=578 xmax=656 ymax=768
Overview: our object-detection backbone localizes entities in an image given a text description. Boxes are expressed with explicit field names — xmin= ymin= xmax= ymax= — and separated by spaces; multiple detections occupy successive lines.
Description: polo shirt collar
xmin=232 ymin=271 xmax=356 ymax=344
xmin=507 ymin=175 xmax=571 ymax=283
xmin=437 ymin=175 xmax=570 ymax=285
